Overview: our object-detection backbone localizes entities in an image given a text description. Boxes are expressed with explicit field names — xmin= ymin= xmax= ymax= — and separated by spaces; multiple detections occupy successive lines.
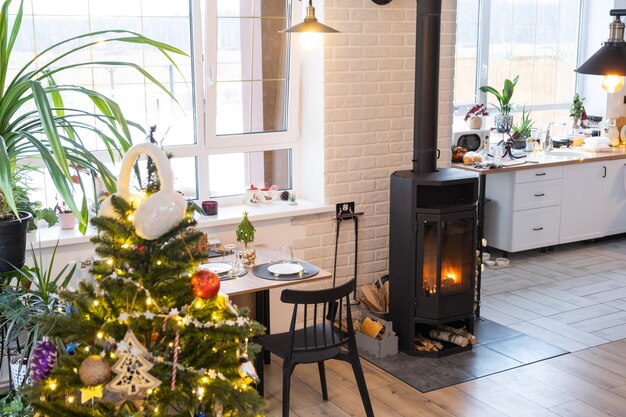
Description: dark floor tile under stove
xmin=361 ymin=318 xmax=568 ymax=392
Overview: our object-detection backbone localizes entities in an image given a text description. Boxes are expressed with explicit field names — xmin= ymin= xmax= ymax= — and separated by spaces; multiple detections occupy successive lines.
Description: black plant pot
xmin=0 ymin=211 xmax=32 ymax=272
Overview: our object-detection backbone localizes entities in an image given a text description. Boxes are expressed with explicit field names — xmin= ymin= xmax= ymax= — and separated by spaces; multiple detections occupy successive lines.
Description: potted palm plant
xmin=479 ymin=75 xmax=519 ymax=133
xmin=0 ymin=166 xmax=33 ymax=272
xmin=0 ymin=0 xmax=186 ymax=271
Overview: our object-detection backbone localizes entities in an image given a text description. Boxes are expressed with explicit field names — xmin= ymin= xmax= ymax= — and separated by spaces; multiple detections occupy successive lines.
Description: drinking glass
xmin=231 ymin=250 xmax=246 ymax=275
xmin=279 ymin=245 xmax=293 ymax=263
xmin=223 ymin=243 xmax=237 ymax=265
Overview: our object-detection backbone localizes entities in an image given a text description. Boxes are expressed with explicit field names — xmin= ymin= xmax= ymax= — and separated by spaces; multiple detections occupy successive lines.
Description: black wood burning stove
xmin=389 ymin=171 xmax=477 ymax=356
xmin=388 ymin=0 xmax=479 ymax=357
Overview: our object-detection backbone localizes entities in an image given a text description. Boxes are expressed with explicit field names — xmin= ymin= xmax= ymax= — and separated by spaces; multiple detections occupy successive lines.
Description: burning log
xmin=429 ymin=329 xmax=469 ymax=347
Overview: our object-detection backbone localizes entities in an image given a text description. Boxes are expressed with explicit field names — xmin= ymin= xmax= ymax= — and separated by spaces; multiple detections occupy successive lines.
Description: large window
xmin=206 ymin=0 xmax=296 ymax=198
xmin=18 ymin=0 xmax=296 ymax=209
xmin=454 ymin=0 xmax=582 ymax=129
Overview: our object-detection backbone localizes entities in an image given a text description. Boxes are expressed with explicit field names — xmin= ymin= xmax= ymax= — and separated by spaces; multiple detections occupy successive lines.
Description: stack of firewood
xmin=414 ymin=325 xmax=477 ymax=352
xmin=415 ymin=334 xmax=444 ymax=352
xmin=358 ymin=277 xmax=389 ymax=314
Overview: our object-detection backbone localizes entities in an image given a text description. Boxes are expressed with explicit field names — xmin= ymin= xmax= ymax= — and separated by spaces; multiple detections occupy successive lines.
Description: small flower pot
xmin=468 ymin=117 xmax=482 ymax=129
xmin=58 ymin=212 xmax=76 ymax=230
xmin=494 ymin=114 xmax=514 ymax=133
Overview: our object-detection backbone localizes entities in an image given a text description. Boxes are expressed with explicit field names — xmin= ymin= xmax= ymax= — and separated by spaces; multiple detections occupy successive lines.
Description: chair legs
xmin=282 ymin=362 xmax=295 ymax=417
xmin=318 ymin=361 xmax=328 ymax=401
xmin=348 ymin=355 xmax=375 ymax=417
xmin=255 ymin=348 xmax=265 ymax=396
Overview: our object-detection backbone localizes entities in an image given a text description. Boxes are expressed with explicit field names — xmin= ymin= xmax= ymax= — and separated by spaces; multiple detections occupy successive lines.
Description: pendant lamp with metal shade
xmin=281 ymin=0 xmax=339 ymax=33
xmin=576 ymin=9 xmax=626 ymax=93
xmin=280 ymin=0 xmax=392 ymax=34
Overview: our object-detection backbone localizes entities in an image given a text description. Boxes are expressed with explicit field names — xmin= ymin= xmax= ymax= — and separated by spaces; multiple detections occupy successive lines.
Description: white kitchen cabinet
xmin=560 ymin=162 xmax=606 ymax=244
xmin=484 ymin=157 xmax=626 ymax=253
xmin=603 ymin=159 xmax=626 ymax=236
xmin=512 ymin=206 xmax=561 ymax=251
xmin=484 ymin=166 xmax=563 ymax=252
xmin=513 ymin=179 xmax=563 ymax=211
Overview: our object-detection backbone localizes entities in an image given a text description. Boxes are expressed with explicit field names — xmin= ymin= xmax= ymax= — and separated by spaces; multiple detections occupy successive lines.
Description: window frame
xmin=69 ymin=0 xmax=300 ymax=207
xmin=198 ymin=0 xmax=301 ymax=205
xmin=16 ymin=0 xmax=303 ymax=209
xmin=454 ymin=0 xmax=585 ymax=119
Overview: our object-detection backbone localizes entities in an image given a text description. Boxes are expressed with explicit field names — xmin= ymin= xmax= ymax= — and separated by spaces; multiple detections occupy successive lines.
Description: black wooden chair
xmin=256 ymin=279 xmax=374 ymax=417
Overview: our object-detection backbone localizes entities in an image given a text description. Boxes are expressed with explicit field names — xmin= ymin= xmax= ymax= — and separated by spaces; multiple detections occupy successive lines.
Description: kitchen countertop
xmin=454 ymin=146 xmax=626 ymax=174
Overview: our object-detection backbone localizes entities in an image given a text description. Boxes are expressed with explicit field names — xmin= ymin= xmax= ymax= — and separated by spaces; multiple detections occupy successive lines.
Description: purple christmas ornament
xmin=31 ymin=337 xmax=57 ymax=383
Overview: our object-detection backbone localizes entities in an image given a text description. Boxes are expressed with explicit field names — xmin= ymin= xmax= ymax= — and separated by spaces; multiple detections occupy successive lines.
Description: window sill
xmin=28 ymin=200 xmax=334 ymax=250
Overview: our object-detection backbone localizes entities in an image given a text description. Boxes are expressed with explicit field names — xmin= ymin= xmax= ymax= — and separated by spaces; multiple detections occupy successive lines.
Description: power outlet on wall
xmin=336 ymin=202 xmax=355 ymax=217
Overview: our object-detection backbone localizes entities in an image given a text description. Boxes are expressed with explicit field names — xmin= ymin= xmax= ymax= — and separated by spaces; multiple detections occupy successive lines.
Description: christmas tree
xmin=26 ymin=143 xmax=266 ymax=416
xmin=235 ymin=212 xmax=255 ymax=248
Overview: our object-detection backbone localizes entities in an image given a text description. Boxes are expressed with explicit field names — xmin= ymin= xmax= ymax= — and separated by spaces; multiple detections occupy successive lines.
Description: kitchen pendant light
xmin=281 ymin=0 xmax=339 ymax=33
xmin=576 ymin=9 xmax=626 ymax=93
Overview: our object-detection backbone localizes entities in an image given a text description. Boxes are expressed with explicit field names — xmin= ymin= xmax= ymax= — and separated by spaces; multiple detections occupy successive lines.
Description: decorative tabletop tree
xmin=236 ymin=211 xmax=257 ymax=267
xmin=25 ymin=144 xmax=266 ymax=417
xmin=569 ymin=93 xmax=585 ymax=129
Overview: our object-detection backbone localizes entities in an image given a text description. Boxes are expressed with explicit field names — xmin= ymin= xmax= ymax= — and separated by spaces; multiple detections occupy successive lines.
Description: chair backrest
xmin=280 ymin=279 xmax=356 ymax=353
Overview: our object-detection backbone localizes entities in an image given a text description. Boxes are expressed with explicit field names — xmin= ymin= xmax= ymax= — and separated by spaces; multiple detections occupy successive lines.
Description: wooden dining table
xmin=219 ymin=245 xmax=332 ymax=297
xmin=211 ymin=245 xmax=333 ymax=393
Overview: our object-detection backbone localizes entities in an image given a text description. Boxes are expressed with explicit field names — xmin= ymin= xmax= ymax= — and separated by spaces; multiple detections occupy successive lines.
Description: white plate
xmin=268 ymin=263 xmax=304 ymax=275
xmin=200 ymin=263 xmax=232 ymax=275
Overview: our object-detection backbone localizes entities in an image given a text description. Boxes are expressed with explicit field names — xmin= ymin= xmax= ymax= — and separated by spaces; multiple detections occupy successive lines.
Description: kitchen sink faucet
xmin=545 ymin=122 xmax=567 ymax=151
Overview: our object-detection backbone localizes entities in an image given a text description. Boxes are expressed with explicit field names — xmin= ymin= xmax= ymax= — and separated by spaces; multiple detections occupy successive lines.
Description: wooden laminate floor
xmin=263 ymin=238 xmax=626 ymax=416
xmin=263 ymin=339 xmax=626 ymax=416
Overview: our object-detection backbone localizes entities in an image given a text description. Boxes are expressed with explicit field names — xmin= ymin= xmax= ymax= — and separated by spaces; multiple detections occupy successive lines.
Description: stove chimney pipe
xmin=412 ymin=0 xmax=441 ymax=173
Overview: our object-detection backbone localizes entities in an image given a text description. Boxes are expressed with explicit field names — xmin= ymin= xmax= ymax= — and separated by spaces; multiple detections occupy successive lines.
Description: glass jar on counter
xmin=606 ymin=119 xmax=620 ymax=146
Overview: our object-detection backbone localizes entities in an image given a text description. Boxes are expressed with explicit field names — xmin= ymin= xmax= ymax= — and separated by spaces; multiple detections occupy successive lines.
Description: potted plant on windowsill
xmin=479 ymin=75 xmax=519 ymax=133
xmin=464 ymin=104 xmax=489 ymax=129
xmin=570 ymin=93 xmax=585 ymax=130
xmin=0 ymin=185 xmax=32 ymax=272
xmin=0 ymin=0 xmax=186 ymax=270
xmin=54 ymin=200 xmax=75 ymax=230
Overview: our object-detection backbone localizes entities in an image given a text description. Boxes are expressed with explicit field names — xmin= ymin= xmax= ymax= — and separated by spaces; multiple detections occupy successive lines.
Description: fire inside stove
xmin=424 ymin=268 xmax=468 ymax=296
xmin=421 ymin=218 xmax=473 ymax=297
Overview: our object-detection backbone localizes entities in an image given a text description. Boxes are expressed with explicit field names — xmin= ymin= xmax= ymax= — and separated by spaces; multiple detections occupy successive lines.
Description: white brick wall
xmin=292 ymin=0 xmax=457 ymax=287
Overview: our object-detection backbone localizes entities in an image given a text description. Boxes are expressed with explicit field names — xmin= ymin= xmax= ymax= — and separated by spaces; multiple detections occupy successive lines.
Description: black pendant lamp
xmin=576 ymin=9 xmax=626 ymax=93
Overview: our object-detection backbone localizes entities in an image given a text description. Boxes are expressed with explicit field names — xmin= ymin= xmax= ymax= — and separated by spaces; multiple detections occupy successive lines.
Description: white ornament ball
xmin=133 ymin=191 xmax=187 ymax=240
xmin=79 ymin=355 xmax=112 ymax=386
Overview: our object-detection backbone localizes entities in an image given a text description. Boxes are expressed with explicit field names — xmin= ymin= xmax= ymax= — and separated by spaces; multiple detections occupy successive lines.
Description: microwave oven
xmin=452 ymin=128 xmax=490 ymax=152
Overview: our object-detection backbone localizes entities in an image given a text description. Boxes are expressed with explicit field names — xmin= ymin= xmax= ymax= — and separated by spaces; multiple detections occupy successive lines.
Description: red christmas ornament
xmin=191 ymin=269 xmax=220 ymax=299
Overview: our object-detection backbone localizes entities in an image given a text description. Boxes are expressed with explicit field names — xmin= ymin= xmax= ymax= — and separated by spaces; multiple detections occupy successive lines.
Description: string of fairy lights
xmin=38 ymin=253 xmax=258 ymax=410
